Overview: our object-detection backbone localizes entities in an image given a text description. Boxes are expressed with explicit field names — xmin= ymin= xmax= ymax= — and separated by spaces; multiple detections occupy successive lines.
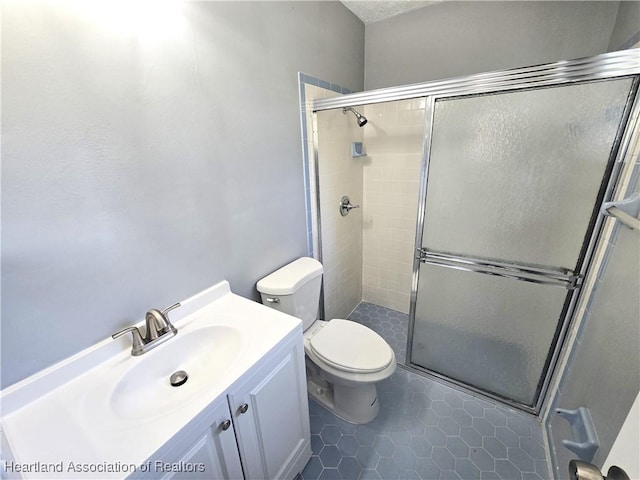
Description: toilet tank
xmin=256 ymin=257 xmax=323 ymax=331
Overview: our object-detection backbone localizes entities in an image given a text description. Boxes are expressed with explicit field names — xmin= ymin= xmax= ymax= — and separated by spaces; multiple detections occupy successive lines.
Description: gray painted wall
xmin=364 ymin=1 xmax=621 ymax=89
xmin=1 ymin=1 xmax=364 ymax=388
xmin=608 ymin=1 xmax=640 ymax=50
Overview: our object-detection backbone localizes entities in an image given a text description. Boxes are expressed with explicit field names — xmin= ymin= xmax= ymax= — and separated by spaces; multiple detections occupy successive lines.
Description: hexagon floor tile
xmin=300 ymin=303 xmax=551 ymax=480
xmin=348 ymin=302 xmax=408 ymax=364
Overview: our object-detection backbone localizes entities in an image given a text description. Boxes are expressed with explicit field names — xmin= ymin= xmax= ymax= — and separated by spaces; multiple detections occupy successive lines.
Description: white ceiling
xmin=340 ymin=0 xmax=441 ymax=24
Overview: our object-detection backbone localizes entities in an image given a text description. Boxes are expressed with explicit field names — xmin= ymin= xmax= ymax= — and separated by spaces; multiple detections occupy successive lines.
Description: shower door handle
xmin=340 ymin=196 xmax=360 ymax=216
xmin=417 ymin=248 xmax=581 ymax=289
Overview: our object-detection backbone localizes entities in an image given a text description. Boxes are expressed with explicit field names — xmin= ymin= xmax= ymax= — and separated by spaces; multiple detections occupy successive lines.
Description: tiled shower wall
xmin=315 ymin=106 xmax=364 ymax=320
xmin=301 ymin=80 xmax=346 ymax=257
xmin=306 ymin=93 xmax=426 ymax=318
xmin=361 ymin=99 xmax=425 ymax=314
xmin=300 ymin=76 xmax=364 ymax=320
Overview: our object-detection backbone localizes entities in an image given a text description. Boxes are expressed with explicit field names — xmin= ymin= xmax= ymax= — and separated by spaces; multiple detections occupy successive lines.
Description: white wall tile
xmin=362 ymin=100 xmax=425 ymax=314
xmin=317 ymin=108 xmax=364 ymax=319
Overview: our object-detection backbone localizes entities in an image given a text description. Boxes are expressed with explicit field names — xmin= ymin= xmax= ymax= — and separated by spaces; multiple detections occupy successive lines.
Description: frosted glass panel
xmin=412 ymin=263 xmax=568 ymax=405
xmin=423 ymin=79 xmax=632 ymax=270
xmin=412 ymin=78 xmax=634 ymax=408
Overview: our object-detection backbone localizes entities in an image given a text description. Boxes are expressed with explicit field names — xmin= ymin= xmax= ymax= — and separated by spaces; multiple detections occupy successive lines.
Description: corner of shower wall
xmin=298 ymin=73 xmax=363 ymax=319
xmin=298 ymin=73 xmax=353 ymax=258
xmin=299 ymin=87 xmax=429 ymax=318
xmin=315 ymin=103 xmax=364 ymax=320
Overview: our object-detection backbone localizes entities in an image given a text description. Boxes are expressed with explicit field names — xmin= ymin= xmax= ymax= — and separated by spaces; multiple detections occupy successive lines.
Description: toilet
xmin=257 ymin=257 xmax=396 ymax=424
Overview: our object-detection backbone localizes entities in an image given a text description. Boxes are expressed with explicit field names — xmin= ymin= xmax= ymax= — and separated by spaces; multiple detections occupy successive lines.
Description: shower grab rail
xmin=601 ymin=193 xmax=640 ymax=231
xmin=416 ymin=248 xmax=581 ymax=289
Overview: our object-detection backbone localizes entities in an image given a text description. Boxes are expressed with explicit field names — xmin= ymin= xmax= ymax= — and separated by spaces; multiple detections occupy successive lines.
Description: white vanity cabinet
xmin=153 ymin=399 xmax=244 ymax=480
xmin=141 ymin=330 xmax=311 ymax=480
xmin=228 ymin=337 xmax=310 ymax=480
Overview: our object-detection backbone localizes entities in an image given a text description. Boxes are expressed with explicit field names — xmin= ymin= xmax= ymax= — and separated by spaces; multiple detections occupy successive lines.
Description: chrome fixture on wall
xmin=343 ymin=106 xmax=368 ymax=127
xmin=339 ymin=195 xmax=360 ymax=216
xmin=569 ymin=460 xmax=630 ymax=480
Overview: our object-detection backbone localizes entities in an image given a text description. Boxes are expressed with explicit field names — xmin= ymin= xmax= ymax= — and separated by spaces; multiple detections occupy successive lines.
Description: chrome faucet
xmin=112 ymin=303 xmax=181 ymax=356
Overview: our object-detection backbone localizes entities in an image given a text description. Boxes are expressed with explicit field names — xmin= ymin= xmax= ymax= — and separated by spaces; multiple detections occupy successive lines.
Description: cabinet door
xmin=158 ymin=401 xmax=243 ymax=480
xmin=228 ymin=338 xmax=311 ymax=480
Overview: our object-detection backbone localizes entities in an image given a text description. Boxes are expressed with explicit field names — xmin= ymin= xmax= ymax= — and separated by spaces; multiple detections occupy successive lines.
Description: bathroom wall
xmin=315 ymin=109 xmax=364 ymax=320
xmin=361 ymin=99 xmax=426 ymax=314
xmin=546 ymin=115 xmax=639 ymax=476
xmin=603 ymin=392 xmax=640 ymax=479
xmin=1 ymin=1 xmax=364 ymax=389
xmin=364 ymin=1 xmax=621 ymax=89
xmin=300 ymin=79 xmax=352 ymax=260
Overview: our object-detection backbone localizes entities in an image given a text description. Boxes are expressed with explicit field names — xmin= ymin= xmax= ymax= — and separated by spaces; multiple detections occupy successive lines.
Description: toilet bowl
xmin=257 ymin=257 xmax=396 ymax=424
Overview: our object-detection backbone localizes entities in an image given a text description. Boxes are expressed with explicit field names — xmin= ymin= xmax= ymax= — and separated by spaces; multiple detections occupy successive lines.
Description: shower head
xmin=343 ymin=107 xmax=368 ymax=127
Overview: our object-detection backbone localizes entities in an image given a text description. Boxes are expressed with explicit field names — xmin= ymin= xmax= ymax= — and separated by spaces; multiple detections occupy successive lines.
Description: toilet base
xmin=307 ymin=376 xmax=380 ymax=424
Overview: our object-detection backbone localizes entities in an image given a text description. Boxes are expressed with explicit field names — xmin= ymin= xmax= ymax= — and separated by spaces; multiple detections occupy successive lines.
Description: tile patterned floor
xmin=300 ymin=303 xmax=551 ymax=480
xmin=348 ymin=302 xmax=409 ymax=364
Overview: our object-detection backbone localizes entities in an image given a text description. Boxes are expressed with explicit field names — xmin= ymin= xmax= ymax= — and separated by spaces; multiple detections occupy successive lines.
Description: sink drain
xmin=170 ymin=370 xmax=188 ymax=387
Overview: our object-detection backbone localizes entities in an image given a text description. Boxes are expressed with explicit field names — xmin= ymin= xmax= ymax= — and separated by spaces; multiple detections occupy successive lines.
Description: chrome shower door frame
xmin=311 ymin=49 xmax=640 ymax=415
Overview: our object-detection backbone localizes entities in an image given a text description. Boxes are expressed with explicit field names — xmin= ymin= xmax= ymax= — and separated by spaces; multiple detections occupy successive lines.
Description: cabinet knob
xmin=220 ymin=419 xmax=231 ymax=431
xmin=239 ymin=403 xmax=249 ymax=414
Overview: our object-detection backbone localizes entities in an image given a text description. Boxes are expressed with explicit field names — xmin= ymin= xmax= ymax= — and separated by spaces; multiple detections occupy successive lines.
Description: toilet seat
xmin=308 ymin=319 xmax=394 ymax=374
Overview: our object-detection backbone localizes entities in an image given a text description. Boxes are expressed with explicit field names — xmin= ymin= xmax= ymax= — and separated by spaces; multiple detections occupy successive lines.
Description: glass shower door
xmin=410 ymin=78 xmax=635 ymax=409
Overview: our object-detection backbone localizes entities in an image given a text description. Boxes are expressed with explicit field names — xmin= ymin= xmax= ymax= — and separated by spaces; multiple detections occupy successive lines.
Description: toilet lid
xmin=309 ymin=319 xmax=394 ymax=373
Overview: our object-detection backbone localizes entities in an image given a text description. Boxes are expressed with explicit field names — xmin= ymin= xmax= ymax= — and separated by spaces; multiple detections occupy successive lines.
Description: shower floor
xmin=300 ymin=302 xmax=551 ymax=480
xmin=348 ymin=302 xmax=409 ymax=364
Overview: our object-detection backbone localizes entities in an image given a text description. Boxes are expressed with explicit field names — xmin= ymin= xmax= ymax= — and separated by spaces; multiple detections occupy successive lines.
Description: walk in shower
xmin=306 ymin=49 xmax=640 ymax=415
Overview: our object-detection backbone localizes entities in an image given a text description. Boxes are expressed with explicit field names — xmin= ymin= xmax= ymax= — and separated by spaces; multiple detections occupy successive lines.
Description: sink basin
xmin=109 ymin=326 xmax=242 ymax=420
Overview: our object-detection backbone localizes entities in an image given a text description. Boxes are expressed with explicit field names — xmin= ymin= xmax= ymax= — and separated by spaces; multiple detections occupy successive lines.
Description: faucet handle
xmin=155 ymin=302 xmax=181 ymax=336
xmin=112 ymin=326 xmax=145 ymax=356
xmin=162 ymin=302 xmax=181 ymax=316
